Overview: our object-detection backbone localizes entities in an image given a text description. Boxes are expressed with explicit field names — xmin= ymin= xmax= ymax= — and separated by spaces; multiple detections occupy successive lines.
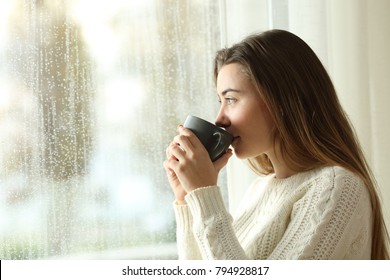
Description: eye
xmin=225 ymin=97 xmax=236 ymax=105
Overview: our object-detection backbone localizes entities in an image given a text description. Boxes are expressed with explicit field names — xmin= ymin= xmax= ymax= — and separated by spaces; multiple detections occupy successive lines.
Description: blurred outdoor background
xmin=0 ymin=0 xmax=222 ymax=259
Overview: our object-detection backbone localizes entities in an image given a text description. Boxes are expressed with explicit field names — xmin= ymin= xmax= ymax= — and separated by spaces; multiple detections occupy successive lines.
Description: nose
xmin=215 ymin=106 xmax=230 ymax=128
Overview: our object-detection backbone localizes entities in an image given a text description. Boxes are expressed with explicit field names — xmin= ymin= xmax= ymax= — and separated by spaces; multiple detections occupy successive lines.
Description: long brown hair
xmin=214 ymin=29 xmax=389 ymax=259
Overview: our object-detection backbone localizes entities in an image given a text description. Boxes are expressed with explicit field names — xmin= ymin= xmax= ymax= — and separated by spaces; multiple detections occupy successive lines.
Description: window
xmin=0 ymin=0 xmax=223 ymax=259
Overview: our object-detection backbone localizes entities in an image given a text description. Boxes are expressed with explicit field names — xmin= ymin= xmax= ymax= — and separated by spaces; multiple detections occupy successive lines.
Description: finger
xmin=163 ymin=159 xmax=176 ymax=177
xmin=176 ymin=124 xmax=184 ymax=132
xmin=169 ymin=141 xmax=186 ymax=161
xmin=213 ymin=148 xmax=233 ymax=172
xmin=166 ymin=145 xmax=177 ymax=161
xmin=173 ymin=134 xmax=193 ymax=154
xmin=165 ymin=157 xmax=182 ymax=178
xmin=178 ymin=126 xmax=204 ymax=149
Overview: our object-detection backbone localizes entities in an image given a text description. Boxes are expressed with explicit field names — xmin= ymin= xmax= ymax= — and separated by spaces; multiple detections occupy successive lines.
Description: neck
xmin=266 ymin=149 xmax=297 ymax=179
xmin=273 ymin=165 xmax=297 ymax=179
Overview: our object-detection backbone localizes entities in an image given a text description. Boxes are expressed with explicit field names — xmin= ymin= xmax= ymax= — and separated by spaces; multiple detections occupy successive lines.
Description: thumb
xmin=213 ymin=149 xmax=233 ymax=172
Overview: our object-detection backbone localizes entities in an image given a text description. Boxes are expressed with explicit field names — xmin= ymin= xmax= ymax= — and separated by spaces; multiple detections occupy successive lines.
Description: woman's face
xmin=215 ymin=63 xmax=275 ymax=159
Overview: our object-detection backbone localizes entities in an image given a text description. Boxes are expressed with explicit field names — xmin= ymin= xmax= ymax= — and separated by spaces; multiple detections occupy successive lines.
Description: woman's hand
xmin=164 ymin=145 xmax=187 ymax=202
xmin=163 ymin=125 xmax=232 ymax=199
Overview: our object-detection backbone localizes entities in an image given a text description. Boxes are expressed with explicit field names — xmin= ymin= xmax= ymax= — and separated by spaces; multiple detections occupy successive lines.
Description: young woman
xmin=163 ymin=29 xmax=389 ymax=259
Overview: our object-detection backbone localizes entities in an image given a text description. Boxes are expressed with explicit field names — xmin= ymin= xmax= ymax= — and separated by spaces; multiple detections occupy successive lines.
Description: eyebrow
xmin=220 ymin=88 xmax=240 ymax=96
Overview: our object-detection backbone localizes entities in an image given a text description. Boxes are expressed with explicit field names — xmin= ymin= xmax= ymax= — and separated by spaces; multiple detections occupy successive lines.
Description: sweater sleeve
xmin=184 ymin=186 xmax=248 ymax=259
xmin=173 ymin=203 xmax=202 ymax=259
xmin=269 ymin=167 xmax=373 ymax=259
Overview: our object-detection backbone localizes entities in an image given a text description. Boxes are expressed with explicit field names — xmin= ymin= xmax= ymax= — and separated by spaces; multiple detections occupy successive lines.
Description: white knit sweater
xmin=173 ymin=166 xmax=373 ymax=259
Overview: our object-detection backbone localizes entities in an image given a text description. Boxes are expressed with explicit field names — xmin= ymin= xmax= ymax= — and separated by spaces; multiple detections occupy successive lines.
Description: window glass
xmin=0 ymin=0 xmax=222 ymax=259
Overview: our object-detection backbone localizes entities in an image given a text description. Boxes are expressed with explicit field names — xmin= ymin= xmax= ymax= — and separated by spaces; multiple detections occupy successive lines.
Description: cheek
xmin=254 ymin=100 xmax=274 ymax=130
xmin=245 ymin=105 xmax=275 ymax=140
xmin=231 ymin=111 xmax=256 ymax=135
xmin=232 ymin=113 xmax=248 ymax=126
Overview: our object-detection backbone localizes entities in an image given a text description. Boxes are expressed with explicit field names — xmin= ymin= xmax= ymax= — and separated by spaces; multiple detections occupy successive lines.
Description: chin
xmin=233 ymin=145 xmax=262 ymax=160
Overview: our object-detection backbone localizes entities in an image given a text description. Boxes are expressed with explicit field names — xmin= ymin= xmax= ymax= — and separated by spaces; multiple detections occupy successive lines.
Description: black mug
xmin=183 ymin=115 xmax=233 ymax=162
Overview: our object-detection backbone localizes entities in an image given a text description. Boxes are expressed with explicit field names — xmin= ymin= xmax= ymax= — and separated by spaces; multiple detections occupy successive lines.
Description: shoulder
xmin=298 ymin=165 xmax=364 ymax=188
xmin=245 ymin=166 xmax=370 ymax=207
xmin=253 ymin=166 xmax=366 ymax=192
xmin=316 ymin=166 xmax=366 ymax=192
xmin=308 ymin=166 xmax=371 ymax=209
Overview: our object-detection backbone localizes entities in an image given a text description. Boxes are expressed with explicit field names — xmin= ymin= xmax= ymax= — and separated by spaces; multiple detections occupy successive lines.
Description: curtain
xmin=327 ymin=0 xmax=390 ymax=226
xmin=0 ymin=0 xmax=223 ymax=259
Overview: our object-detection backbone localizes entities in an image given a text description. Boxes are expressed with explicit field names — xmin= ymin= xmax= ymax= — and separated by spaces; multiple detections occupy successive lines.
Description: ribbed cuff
xmin=185 ymin=186 xmax=227 ymax=219
xmin=173 ymin=201 xmax=193 ymax=232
